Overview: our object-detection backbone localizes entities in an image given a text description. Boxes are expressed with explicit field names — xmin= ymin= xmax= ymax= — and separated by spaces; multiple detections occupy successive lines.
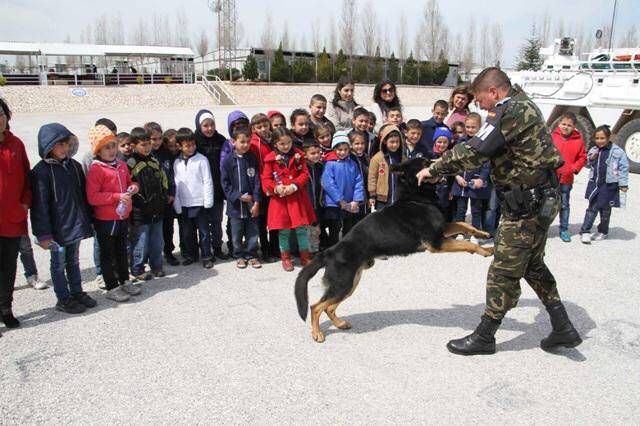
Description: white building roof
xmin=0 ymin=41 xmax=194 ymax=58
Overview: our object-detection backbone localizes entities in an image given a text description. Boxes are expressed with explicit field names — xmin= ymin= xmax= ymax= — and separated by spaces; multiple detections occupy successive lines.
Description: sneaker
xmin=153 ymin=270 xmax=166 ymax=278
xmin=592 ymin=232 xmax=608 ymax=241
xmin=469 ymin=236 xmax=479 ymax=244
xmin=105 ymin=286 xmax=131 ymax=302
xmin=214 ymin=248 xmax=230 ymax=260
xmin=560 ymin=231 xmax=571 ymax=243
xmin=1 ymin=311 xmax=20 ymax=328
xmin=580 ymin=233 xmax=592 ymax=244
xmin=248 ymin=258 xmax=262 ymax=269
xmin=133 ymin=271 xmax=153 ymax=282
xmin=202 ymin=259 xmax=214 ymax=269
xmin=182 ymin=258 xmax=194 ymax=266
xmin=55 ymin=298 xmax=86 ymax=314
xmin=480 ymin=237 xmax=494 ymax=247
xmin=455 ymin=234 xmax=465 ymax=241
xmin=236 ymin=259 xmax=248 ymax=269
xmin=72 ymin=292 xmax=97 ymax=308
xmin=26 ymin=275 xmax=49 ymax=290
xmin=95 ymin=274 xmax=106 ymax=290
xmin=165 ymin=253 xmax=180 ymax=266
xmin=121 ymin=280 xmax=142 ymax=296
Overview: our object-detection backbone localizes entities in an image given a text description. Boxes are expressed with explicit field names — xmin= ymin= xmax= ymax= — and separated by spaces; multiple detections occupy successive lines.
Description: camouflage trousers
xmin=485 ymin=199 xmax=561 ymax=320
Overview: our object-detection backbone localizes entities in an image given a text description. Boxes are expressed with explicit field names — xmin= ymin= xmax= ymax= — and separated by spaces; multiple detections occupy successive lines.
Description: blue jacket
xmin=417 ymin=117 xmax=447 ymax=156
xmin=220 ymin=110 xmax=249 ymax=171
xmin=30 ymin=123 xmax=93 ymax=245
xmin=586 ymin=143 xmax=629 ymax=186
xmin=450 ymin=140 xmax=491 ymax=199
xmin=221 ymin=151 xmax=261 ymax=218
xmin=321 ymin=152 xmax=365 ymax=207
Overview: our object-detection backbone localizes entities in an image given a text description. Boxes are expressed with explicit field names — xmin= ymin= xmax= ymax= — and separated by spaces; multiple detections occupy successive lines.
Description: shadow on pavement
xmin=548 ymin=224 xmax=636 ymax=241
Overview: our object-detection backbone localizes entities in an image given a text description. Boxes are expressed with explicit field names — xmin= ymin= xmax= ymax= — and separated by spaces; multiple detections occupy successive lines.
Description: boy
xmin=308 ymin=94 xmax=336 ymax=134
xmin=368 ymin=125 xmax=406 ymax=211
xmin=351 ymin=107 xmax=378 ymax=158
xmin=349 ymin=129 xmax=370 ymax=220
xmin=386 ymin=106 xmax=403 ymax=127
xmin=322 ymin=131 xmax=365 ymax=246
xmin=404 ymin=119 xmax=427 ymax=159
xmin=551 ymin=112 xmax=587 ymax=242
xmin=418 ymin=99 xmax=449 ymax=156
xmin=173 ymin=128 xmax=215 ymax=268
xmin=290 ymin=109 xmax=315 ymax=149
xmin=303 ymin=140 xmax=325 ymax=253
xmin=127 ymin=127 xmax=168 ymax=280
xmin=221 ymin=129 xmax=262 ymax=269
xmin=116 ymin=132 xmax=133 ymax=161
xmin=31 ymin=123 xmax=95 ymax=313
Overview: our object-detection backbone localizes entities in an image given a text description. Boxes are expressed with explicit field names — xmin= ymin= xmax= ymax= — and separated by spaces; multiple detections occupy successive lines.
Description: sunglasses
xmin=381 ymin=88 xmax=395 ymax=94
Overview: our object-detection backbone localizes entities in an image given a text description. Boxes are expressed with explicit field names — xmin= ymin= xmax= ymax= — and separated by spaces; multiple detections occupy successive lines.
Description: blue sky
xmin=1 ymin=0 xmax=638 ymax=67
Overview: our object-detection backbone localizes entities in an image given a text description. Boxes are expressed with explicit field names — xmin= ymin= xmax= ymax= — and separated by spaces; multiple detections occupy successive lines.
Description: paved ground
xmin=1 ymin=110 xmax=639 ymax=424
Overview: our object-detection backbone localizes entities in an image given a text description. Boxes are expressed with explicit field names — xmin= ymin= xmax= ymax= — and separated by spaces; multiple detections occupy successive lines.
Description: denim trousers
xmin=581 ymin=200 xmax=612 ymax=235
xmin=229 ymin=217 xmax=259 ymax=259
xmin=456 ymin=197 xmax=485 ymax=230
xmin=483 ymin=188 xmax=500 ymax=237
xmin=50 ymin=240 xmax=83 ymax=302
xmin=130 ymin=221 xmax=164 ymax=275
xmin=558 ymin=184 xmax=572 ymax=233
xmin=181 ymin=209 xmax=212 ymax=260
xmin=18 ymin=235 xmax=38 ymax=278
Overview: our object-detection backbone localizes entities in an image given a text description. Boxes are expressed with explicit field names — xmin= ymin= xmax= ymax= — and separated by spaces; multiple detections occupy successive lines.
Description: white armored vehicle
xmin=510 ymin=37 xmax=640 ymax=172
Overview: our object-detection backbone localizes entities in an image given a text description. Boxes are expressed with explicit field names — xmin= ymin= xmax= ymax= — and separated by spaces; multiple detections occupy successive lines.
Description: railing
xmin=0 ymin=72 xmax=195 ymax=86
xmin=195 ymin=74 xmax=222 ymax=104
xmin=206 ymin=75 xmax=237 ymax=104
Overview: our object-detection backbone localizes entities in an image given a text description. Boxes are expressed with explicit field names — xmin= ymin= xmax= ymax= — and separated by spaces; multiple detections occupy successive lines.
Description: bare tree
xmin=450 ymin=32 xmax=463 ymax=65
xmin=196 ymin=30 xmax=209 ymax=75
xmin=299 ymin=34 xmax=308 ymax=51
xmin=555 ymin=19 xmax=565 ymax=39
xmin=413 ymin=33 xmax=423 ymax=61
xmin=151 ymin=13 xmax=163 ymax=46
xmin=491 ymin=24 xmax=504 ymax=66
xmin=133 ymin=17 xmax=148 ymax=46
xmin=619 ymin=24 xmax=638 ymax=47
xmin=261 ymin=12 xmax=275 ymax=52
xmin=14 ymin=55 xmax=26 ymax=73
xmin=163 ymin=15 xmax=172 ymax=46
xmin=479 ymin=21 xmax=489 ymax=67
xmin=281 ymin=20 xmax=290 ymax=50
xmin=109 ymin=13 xmax=125 ymax=45
xmin=175 ymin=10 xmax=190 ymax=47
xmin=539 ymin=11 xmax=552 ymax=46
xmin=64 ymin=34 xmax=77 ymax=69
xmin=461 ymin=16 xmax=476 ymax=78
xmin=94 ymin=14 xmax=108 ymax=45
xmin=381 ymin=26 xmax=391 ymax=57
xmin=598 ymin=24 xmax=612 ymax=49
xmin=398 ymin=13 xmax=408 ymax=61
xmin=328 ymin=17 xmax=337 ymax=54
xmin=361 ymin=0 xmax=378 ymax=56
xmin=421 ymin=0 xmax=448 ymax=61
xmin=340 ymin=0 xmax=358 ymax=59
xmin=311 ymin=21 xmax=321 ymax=55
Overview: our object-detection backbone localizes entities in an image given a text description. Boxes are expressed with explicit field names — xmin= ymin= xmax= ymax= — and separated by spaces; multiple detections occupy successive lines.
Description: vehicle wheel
xmin=549 ymin=114 xmax=594 ymax=150
xmin=616 ymin=118 xmax=640 ymax=174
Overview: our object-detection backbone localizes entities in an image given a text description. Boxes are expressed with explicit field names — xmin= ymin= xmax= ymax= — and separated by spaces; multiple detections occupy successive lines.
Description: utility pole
xmin=207 ymin=0 xmax=237 ymax=80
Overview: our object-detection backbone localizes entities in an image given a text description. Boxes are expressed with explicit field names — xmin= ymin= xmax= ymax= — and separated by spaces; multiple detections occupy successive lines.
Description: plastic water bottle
xmin=115 ymin=186 xmax=135 ymax=217
xmin=34 ymin=238 xmax=64 ymax=254
xmin=620 ymin=191 xmax=627 ymax=209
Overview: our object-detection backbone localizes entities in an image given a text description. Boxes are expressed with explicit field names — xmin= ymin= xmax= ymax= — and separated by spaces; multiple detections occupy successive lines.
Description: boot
xmin=1 ymin=308 xmax=20 ymax=329
xmin=280 ymin=251 xmax=294 ymax=272
xmin=447 ymin=315 xmax=500 ymax=355
xmin=299 ymin=250 xmax=312 ymax=266
xmin=540 ymin=302 xmax=582 ymax=350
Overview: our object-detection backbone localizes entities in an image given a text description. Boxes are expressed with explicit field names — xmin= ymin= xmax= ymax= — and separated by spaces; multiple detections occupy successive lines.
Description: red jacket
xmin=0 ymin=130 xmax=32 ymax=237
xmin=86 ymin=159 xmax=135 ymax=221
xmin=552 ymin=127 xmax=587 ymax=185
xmin=249 ymin=133 xmax=273 ymax=173
xmin=261 ymin=148 xmax=316 ymax=230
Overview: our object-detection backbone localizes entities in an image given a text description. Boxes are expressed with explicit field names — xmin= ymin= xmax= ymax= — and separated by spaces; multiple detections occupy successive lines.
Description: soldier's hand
xmin=416 ymin=168 xmax=433 ymax=185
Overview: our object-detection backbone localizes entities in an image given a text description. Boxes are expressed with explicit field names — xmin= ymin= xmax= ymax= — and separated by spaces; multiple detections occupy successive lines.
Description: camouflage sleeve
xmin=427 ymin=143 xmax=491 ymax=177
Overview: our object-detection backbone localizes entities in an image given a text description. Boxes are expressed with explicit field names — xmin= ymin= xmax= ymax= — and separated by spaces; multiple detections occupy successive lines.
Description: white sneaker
xmin=469 ymin=236 xmax=479 ymax=244
xmin=121 ymin=280 xmax=142 ymax=296
xmin=105 ymin=286 xmax=130 ymax=302
xmin=27 ymin=275 xmax=49 ymax=290
xmin=592 ymin=232 xmax=608 ymax=241
xmin=580 ymin=233 xmax=592 ymax=244
xmin=455 ymin=234 xmax=465 ymax=241
xmin=95 ymin=275 xmax=106 ymax=290
xmin=480 ymin=237 xmax=494 ymax=247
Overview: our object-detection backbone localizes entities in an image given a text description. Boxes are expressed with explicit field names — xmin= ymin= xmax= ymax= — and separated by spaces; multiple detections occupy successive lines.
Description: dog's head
xmin=390 ymin=157 xmax=438 ymax=199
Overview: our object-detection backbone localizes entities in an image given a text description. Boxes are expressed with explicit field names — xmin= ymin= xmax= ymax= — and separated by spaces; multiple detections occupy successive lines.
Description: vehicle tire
xmin=615 ymin=118 xmax=640 ymax=174
xmin=549 ymin=114 xmax=594 ymax=150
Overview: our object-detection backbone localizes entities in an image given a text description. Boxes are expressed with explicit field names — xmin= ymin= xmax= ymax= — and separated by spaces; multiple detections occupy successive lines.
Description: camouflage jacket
xmin=428 ymin=85 xmax=563 ymax=189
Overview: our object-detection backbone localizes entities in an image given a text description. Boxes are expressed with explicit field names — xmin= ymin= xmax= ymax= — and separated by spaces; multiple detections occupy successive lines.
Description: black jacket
xmin=127 ymin=153 xmax=168 ymax=224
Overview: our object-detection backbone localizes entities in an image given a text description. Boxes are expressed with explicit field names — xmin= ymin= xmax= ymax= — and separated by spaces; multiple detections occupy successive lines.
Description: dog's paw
xmin=478 ymin=246 xmax=495 ymax=257
xmin=335 ymin=320 xmax=352 ymax=330
xmin=477 ymin=231 xmax=491 ymax=239
xmin=312 ymin=330 xmax=325 ymax=343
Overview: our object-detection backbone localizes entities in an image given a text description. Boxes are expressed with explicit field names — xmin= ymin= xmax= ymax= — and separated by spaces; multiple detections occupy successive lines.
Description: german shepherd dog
xmin=295 ymin=157 xmax=494 ymax=343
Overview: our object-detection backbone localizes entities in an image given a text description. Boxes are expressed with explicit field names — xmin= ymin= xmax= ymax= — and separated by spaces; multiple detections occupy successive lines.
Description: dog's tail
xmin=295 ymin=252 xmax=326 ymax=321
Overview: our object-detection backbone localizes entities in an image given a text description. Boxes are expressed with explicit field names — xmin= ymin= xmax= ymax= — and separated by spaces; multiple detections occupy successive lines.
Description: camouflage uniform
xmin=428 ymin=85 xmax=564 ymax=320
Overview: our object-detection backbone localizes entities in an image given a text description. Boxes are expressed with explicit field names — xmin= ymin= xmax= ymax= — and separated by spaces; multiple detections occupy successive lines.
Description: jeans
xmin=130 ymin=221 xmax=164 ymax=275
xmin=558 ymin=184 xmax=572 ymax=233
xmin=181 ymin=208 xmax=212 ymax=261
xmin=0 ymin=237 xmax=20 ymax=310
xmin=229 ymin=217 xmax=259 ymax=259
xmin=18 ymin=235 xmax=38 ymax=278
xmin=163 ymin=204 xmax=176 ymax=256
xmin=207 ymin=203 xmax=225 ymax=251
xmin=483 ymin=188 xmax=500 ymax=237
xmin=50 ymin=241 xmax=83 ymax=302
xmin=580 ymin=201 xmax=612 ymax=235
xmin=456 ymin=197 xmax=485 ymax=230
xmin=92 ymin=229 xmax=101 ymax=275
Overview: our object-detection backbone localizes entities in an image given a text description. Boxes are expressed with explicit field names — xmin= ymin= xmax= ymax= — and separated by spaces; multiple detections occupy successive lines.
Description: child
xmin=429 ymin=127 xmax=456 ymax=222
xmin=31 ymin=123 xmax=95 ymax=313
xmin=18 ymin=236 xmax=48 ymax=290
xmin=404 ymin=119 xmax=427 ymax=159
xmin=86 ymin=124 xmax=141 ymax=302
xmin=160 ymin=129 xmax=180 ymax=264
xmin=303 ymin=140 xmax=325 ymax=253
xmin=116 ymin=132 xmax=133 ymax=161
xmin=368 ymin=125 xmax=406 ymax=211
xmin=367 ymin=111 xmax=377 ymax=133
xmin=580 ymin=125 xmax=629 ymax=244
xmin=349 ymin=130 xmax=371 ymax=219
xmin=308 ymin=94 xmax=336 ymax=134
xmin=290 ymin=109 xmax=315 ymax=149
xmin=551 ymin=112 xmax=587 ymax=242
xmin=267 ymin=110 xmax=286 ymax=130
xmin=352 ymin=107 xmax=378 ymax=158
xmin=450 ymin=121 xmax=465 ymax=147
xmin=322 ymin=131 xmax=365 ymax=247
xmin=127 ymin=127 xmax=168 ymax=280
xmin=418 ymin=99 xmax=449 ymax=155
xmin=261 ymin=128 xmax=316 ymax=271
xmin=314 ymin=122 xmax=334 ymax=159
xmin=145 ymin=122 xmax=164 ymax=153
xmin=221 ymin=129 xmax=262 ymax=269
xmin=386 ymin=106 xmax=403 ymax=127
xmin=173 ymin=128 xmax=215 ymax=267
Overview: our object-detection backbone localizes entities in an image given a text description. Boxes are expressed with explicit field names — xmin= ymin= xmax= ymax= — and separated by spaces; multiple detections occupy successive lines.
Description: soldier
xmin=416 ymin=67 xmax=582 ymax=355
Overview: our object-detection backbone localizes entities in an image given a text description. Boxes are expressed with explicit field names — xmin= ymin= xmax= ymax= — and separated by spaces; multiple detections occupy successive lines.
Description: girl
xmin=261 ymin=128 xmax=316 ymax=271
xmin=370 ymin=79 xmax=402 ymax=132
xmin=580 ymin=125 xmax=629 ymax=243
xmin=267 ymin=110 xmax=286 ymax=130
xmin=349 ymin=130 xmax=371 ymax=219
xmin=445 ymin=86 xmax=474 ymax=127
xmin=314 ymin=122 xmax=334 ymax=159
xmin=450 ymin=121 xmax=465 ymax=147
xmin=368 ymin=125 xmax=406 ymax=211
xmin=290 ymin=109 xmax=315 ymax=148
xmin=327 ymin=76 xmax=358 ymax=131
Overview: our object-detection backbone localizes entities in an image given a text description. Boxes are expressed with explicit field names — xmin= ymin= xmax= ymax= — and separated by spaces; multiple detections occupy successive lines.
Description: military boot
xmin=447 ymin=315 xmax=500 ymax=355
xmin=540 ymin=302 xmax=582 ymax=350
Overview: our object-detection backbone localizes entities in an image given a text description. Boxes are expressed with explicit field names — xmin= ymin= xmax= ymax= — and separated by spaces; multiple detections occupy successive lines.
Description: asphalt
xmin=1 ymin=109 xmax=638 ymax=424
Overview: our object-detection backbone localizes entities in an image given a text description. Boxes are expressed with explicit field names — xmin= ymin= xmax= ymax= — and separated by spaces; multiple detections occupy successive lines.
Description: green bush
xmin=136 ymin=75 xmax=144 ymax=84
xmin=0 ymin=75 xmax=6 ymax=86
xmin=163 ymin=75 xmax=173 ymax=84
xmin=207 ymin=68 xmax=241 ymax=81
xmin=317 ymin=48 xmax=332 ymax=82
xmin=433 ymin=52 xmax=450 ymax=85
xmin=352 ymin=57 xmax=369 ymax=83
xmin=242 ymin=54 xmax=259 ymax=81
xmin=270 ymin=43 xmax=290 ymax=82
xmin=402 ymin=53 xmax=418 ymax=85
xmin=387 ymin=53 xmax=399 ymax=83
xmin=334 ymin=49 xmax=349 ymax=79
xmin=292 ymin=57 xmax=314 ymax=83
xmin=419 ymin=61 xmax=434 ymax=85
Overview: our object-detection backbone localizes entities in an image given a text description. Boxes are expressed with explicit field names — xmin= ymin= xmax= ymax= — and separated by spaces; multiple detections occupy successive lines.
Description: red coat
xmin=86 ymin=159 xmax=135 ymax=221
xmin=249 ymin=133 xmax=273 ymax=173
xmin=261 ymin=148 xmax=316 ymax=230
xmin=0 ymin=130 xmax=31 ymax=237
xmin=552 ymin=127 xmax=587 ymax=185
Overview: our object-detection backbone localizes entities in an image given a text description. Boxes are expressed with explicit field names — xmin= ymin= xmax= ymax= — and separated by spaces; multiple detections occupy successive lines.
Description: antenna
xmin=207 ymin=0 xmax=238 ymax=80
xmin=608 ymin=0 xmax=617 ymax=52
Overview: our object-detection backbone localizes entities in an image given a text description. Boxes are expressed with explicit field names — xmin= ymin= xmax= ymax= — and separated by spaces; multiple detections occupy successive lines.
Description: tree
xmin=539 ymin=11 xmax=552 ymax=46
xmin=133 ymin=18 xmax=148 ymax=45
xmin=491 ymin=24 xmax=504 ymax=66
xmin=620 ymin=24 xmax=638 ymax=47
xmin=369 ymin=46 xmax=384 ymax=82
xmin=433 ymin=51 xmax=449 ymax=85
xmin=152 ymin=13 xmax=163 ymax=46
xmin=480 ymin=21 xmax=489 ymax=67
xmin=260 ymin=12 xmax=275 ymax=81
xmin=242 ymin=54 xmax=259 ymax=81
xmin=270 ymin=42 xmax=290 ymax=82
xmin=327 ymin=17 xmax=337 ymax=54
xmin=317 ymin=48 xmax=333 ymax=82
xmin=421 ymin=0 xmax=448 ymax=61
xmin=461 ymin=17 xmax=476 ymax=79
xmin=311 ymin=21 xmax=321 ymax=56
xmin=340 ymin=0 xmax=358 ymax=73
xmin=94 ymin=14 xmax=108 ymax=44
xmin=398 ymin=13 xmax=408 ymax=62
xmin=175 ymin=10 xmax=190 ymax=47
xmin=196 ymin=30 xmax=209 ymax=75
xmin=292 ymin=57 xmax=314 ymax=82
xmin=352 ymin=56 xmax=369 ymax=83
xmin=418 ymin=61 xmax=433 ymax=85
xmin=334 ymin=49 xmax=349 ymax=78
xmin=110 ymin=13 xmax=125 ymax=44
xmin=361 ymin=0 xmax=378 ymax=57
xmin=281 ymin=21 xmax=291 ymax=51
xmin=516 ymin=26 xmax=544 ymax=71
xmin=387 ymin=52 xmax=399 ymax=82
xmin=403 ymin=52 xmax=418 ymax=85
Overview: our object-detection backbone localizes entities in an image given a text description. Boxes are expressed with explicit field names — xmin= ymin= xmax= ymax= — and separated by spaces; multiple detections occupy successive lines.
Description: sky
xmin=1 ymin=0 xmax=639 ymax=67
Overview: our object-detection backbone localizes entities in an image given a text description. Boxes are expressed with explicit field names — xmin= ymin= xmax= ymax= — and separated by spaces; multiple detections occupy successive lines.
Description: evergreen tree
xmin=387 ymin=52 xmax=399 ymax=83
xmin=242 ymin=54 xmax=259 ymax=81
xmin=270 ymin=42 xmax=290 ymax=82
xmin=352 ymin=56 xmax=369 ymax=83
xmin=293 ymin=57 xmax=314 ymax=82
xmin=516 ymin=31 xmax=543 ymax=71
xmin=369 ymin=46 xmax=384 ymax=83
xmin=419 ymin=61 xmax=434 ymax=85
xmin=334 ymin=49 xmax=349 ymax=79
xmin=317 ymin=48 xmax=333 ymax=82
xmin=433 ymin=50 xmax=450 ymax=85
xmin=402 ymin=52 xmax=418 ymax=85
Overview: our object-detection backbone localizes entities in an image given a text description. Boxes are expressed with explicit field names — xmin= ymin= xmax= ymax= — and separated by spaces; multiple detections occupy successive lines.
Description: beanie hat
xmin=433 ymin=126 xmax=452 ymax=142
xmin=331 ymin=130 xmax=350 ymax=149
xmin=89 ymin=124 xmax=117 ymax=155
